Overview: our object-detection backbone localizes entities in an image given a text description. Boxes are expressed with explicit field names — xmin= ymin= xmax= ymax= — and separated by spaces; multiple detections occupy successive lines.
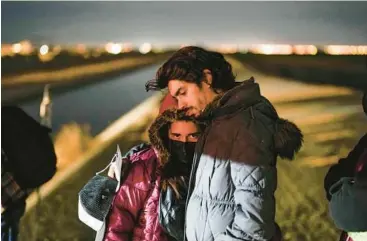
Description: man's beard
xmin=184 ymin=107 xmax=202 ymax=117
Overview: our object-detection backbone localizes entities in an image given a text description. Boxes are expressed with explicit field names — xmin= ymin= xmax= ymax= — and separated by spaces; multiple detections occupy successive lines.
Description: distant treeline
xmin=233 ymin=53 xmax=367 ymax=90
xmin=1 ymin=51 xmax=167 ymax=77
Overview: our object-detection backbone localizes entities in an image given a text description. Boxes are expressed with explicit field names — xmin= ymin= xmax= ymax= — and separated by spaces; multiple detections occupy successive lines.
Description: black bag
xmin=78 ymin=145 xmax=127 ymax=233
xmin=1 ymin=106 xmax=57 ymax=189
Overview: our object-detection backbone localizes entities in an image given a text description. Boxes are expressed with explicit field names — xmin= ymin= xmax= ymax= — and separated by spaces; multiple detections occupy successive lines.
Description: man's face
xmin=168 ymin=80 xmax=205 ymax=117
xmin=168 ymin=69 xmax=217 ymax=117
xmin=169 ymin=79 xmax=216 ymax=117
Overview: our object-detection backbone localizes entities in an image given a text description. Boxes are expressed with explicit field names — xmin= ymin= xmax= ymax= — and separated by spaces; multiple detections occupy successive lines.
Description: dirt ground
xmin=19 ymin=57 xmax=367 ymax=241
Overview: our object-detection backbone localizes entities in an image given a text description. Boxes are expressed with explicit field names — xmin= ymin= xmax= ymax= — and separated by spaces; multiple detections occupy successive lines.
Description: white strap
xmin=114 ymin=145 xmax=123 ymax=192
xmin=95 ymin=154 xmax=116 ymax=176
xmin=95 ymin=145 xmax=123 ymax=193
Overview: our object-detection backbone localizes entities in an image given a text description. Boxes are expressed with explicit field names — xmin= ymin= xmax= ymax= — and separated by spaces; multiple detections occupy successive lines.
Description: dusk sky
xmin=2 ymin=1 xmax=367 ymax=46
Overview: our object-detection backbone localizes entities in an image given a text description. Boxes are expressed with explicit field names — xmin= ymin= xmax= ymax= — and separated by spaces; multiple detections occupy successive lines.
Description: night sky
xmin=2 ymin=1 xmax=367 ymax=46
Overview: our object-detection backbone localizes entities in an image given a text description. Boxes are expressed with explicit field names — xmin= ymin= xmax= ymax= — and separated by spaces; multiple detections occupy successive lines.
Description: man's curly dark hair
xmin=145 ymin=46 xmax=236 ymax=92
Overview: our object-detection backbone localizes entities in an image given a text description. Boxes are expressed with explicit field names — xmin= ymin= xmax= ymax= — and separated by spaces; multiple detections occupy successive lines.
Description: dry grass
xmin=53 ymin=123 xmax=95 ymax=171
xmin=232 ymin=54 xmax=367 ymax=90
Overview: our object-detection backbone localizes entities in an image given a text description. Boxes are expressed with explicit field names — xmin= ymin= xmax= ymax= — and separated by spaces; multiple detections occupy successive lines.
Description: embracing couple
xmin=101 ymin=46 xmax=303 ymax=241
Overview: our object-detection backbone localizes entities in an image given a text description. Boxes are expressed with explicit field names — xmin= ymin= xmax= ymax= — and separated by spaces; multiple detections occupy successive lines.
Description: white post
xmin=40 ymin=84 xmax=52 ymax=129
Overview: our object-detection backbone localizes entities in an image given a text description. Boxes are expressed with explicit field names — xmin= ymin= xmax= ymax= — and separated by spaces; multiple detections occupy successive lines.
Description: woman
xmin=325 ymin=92 xmax=367 ymax=241
xmin=103 ymin=94 xmax=204 ymax=241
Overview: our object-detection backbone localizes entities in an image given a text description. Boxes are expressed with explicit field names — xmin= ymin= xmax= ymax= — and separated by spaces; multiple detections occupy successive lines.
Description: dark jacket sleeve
xmin=324 ymin=134 xmax=367 ymax=200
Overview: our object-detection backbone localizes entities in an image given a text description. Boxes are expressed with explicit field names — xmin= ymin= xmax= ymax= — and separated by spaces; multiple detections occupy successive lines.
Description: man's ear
xmin=202 ymin=69 xmax=213 ymax=86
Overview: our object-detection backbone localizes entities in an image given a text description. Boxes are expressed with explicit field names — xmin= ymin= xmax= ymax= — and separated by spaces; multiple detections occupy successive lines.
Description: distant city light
xmin=217 ymin=44 xmax=238 ymax=54
xmin=292 ymin=45 xmax=318 ymax=55
xmin=2 ymin=40 xmax=367 ymax=58
xmin=294 ymin=46 xmax=306 ymax=55
xmin=249 ymin=44 xmax=293 ymax=55
xmin=1 ymin=44 xmax=13 ymax=57
xmin=262 ymin=45 xmax=275 ymax=55
xmin=53 ymin=45 xmax=62 ymax=55
xmin=105 ymin=42 xmax=122 ymax=55
xmin=12 ymin=43 xmax=22 ymax=54
xmin=307 ymin=45 xmax=318 ymax=55
xmin=324 ymin=45 xmax=367 ymax=55
xmin=75 ymin=44 xmax=87 ymax=54
xmin=122 ymin=43 xmax=133 ymax=53
xmin=40 ymin=45 xmax=49 ymax=55
xmin=139 ymin=43 xmax=152 ymax=54
xmin=16 ymin=40 xmax=33 ymax=55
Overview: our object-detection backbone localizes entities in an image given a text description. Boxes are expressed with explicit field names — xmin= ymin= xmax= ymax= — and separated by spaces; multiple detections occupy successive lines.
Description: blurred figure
xmin=146 ymin=46 xmax=303 ymax=241
xmin=1 ymin=106 xmax=57 ymax=241
xmin=1 ymin=149 xmax=29 ymax=241
xmin=101 ymin=94 xmax=204 ymax=241
xmin=324 ymin=92 xmax=367 ymax=241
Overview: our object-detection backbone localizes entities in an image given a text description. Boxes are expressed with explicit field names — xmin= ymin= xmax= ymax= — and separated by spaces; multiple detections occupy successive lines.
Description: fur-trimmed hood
xmin=200 ymin=77 xmax=303 ymax=160
xmin=148 ymin=108 xmax=203 ymax=167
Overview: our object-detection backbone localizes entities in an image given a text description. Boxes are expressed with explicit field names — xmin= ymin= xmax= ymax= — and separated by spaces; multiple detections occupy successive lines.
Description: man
xmin=146 ymin=46 xmax=303 ymax=241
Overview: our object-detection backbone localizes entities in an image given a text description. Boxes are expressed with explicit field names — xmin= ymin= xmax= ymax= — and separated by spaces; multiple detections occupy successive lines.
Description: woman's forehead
xmin=169 ymin=121 xmax=199 ymax=132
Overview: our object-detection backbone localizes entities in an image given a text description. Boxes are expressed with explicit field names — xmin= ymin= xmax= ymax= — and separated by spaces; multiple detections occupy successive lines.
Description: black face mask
xmin=162 ymin=140 xmax=196 ymax=179
xmin=169 ymin=140 xmax=196 ymax=166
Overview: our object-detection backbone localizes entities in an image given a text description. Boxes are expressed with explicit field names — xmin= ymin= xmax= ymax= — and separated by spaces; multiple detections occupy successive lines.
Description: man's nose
xmin=178 ymin=101 xmax=187 ymax=110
